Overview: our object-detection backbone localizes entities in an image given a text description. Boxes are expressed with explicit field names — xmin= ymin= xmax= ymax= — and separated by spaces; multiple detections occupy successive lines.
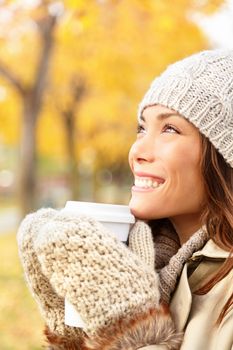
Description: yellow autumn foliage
xmin=0 ymin=0 xmax=225 ymax=169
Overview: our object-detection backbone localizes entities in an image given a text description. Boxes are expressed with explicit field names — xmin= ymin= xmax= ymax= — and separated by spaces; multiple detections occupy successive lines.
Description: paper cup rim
xmin=64 ymin=201 xmax=135 ymax=224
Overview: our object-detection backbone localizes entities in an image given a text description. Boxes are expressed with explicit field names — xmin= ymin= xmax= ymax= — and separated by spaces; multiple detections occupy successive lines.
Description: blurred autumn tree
xmin=0 ymin=0 xmax=224 ymax=216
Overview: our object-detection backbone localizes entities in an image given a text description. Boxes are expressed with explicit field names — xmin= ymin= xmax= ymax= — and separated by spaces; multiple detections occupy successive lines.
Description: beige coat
xmin=141 ymin=240 xmax=233 ymax=350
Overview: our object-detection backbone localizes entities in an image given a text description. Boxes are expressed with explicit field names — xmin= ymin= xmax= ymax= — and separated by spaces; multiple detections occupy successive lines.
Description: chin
xmin=129 ymin=202 xmax=155 ymax=220
xmin=130 ymin=208 xmax=148 ymax=220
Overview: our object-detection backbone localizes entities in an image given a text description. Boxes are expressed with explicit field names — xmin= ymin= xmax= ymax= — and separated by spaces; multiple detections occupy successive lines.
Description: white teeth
xmin=134 ymin=177 xmax=161 ymax=189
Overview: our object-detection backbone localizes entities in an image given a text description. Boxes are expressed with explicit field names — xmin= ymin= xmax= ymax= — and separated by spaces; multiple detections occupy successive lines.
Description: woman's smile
xmin=133 ymin=172 xmax=165 ymax=191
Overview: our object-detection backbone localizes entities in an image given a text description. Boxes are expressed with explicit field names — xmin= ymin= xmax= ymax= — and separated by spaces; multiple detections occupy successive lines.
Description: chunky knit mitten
xmin=33 ymin=209 xmax=182 ymax=349
xmin=128 ymin=220 xmax=156 ymax=271
xmin=17 ymin=208 xmax=85 ymax=347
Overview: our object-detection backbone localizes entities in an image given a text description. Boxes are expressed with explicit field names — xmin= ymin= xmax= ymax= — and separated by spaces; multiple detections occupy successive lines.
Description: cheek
xmin=173 ymin=137 xmax=202 ymax=171
xmin=174 ymin=144 xmax=205 ymax=198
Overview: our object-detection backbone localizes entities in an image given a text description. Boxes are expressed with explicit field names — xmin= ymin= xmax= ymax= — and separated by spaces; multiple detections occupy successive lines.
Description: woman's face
xmin=128 ymin=105 xmax=206 ymax=234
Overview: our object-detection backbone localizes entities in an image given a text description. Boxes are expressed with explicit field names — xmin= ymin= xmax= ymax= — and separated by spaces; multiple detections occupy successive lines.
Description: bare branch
xmin=0 ymin=60 xmax=26 ymax=95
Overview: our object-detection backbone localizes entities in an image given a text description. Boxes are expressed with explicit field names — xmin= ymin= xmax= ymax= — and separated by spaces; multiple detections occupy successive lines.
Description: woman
xmin=17 ymin=49 xmax=233 ymax=349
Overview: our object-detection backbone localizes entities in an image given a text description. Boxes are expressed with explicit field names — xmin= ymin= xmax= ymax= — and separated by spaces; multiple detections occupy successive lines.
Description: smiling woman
xmin=17 ymin=49 xmax=233 ymax=350
xmin=128 ymin=48 xmax=233 ymax=349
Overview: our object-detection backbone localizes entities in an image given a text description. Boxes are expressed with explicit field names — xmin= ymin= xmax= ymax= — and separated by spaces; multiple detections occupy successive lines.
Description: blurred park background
xmin=0 ymin=0 xmax=233 ymax=348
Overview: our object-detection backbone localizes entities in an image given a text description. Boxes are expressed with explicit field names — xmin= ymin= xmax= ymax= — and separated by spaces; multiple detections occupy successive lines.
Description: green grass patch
xmin=0 ymin=233 xmax=44 ymax=349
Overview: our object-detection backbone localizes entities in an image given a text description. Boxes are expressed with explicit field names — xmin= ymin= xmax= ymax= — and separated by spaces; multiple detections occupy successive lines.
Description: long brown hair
xmin=195 ymin=135 xmax=233 ymax=324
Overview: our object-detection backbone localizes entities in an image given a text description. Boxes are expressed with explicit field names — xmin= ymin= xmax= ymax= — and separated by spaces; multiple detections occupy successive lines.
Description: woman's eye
xmin=137 ymin=124 xmax=146 ymax=134
xmin=162 ymin=124 xmax=180 ymax=134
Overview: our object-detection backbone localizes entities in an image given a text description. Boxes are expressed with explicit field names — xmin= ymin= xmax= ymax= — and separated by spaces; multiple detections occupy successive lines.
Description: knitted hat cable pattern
xmin=138 ymin=49 xmax=233 ymax=168
xmin=33 ymin=210 xmax=161 ymax=336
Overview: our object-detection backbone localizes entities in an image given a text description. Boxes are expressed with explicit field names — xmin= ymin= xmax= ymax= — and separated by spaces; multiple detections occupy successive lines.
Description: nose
xmin=129 ymin=135 xmax=155 ymax=165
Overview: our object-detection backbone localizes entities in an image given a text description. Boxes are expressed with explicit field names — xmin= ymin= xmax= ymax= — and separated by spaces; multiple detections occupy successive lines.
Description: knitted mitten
xmin=128 ymin=220 xmax=156 ymax=271
xmin=17 ymin=208 xmax=85 ymax=348
xmin=32 ymin=209 xmax=182 ymax=350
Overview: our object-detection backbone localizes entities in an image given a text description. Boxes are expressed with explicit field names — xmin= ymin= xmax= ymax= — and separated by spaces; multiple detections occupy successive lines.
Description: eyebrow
xmin=140 ymin=112 xmax=181 ymax=122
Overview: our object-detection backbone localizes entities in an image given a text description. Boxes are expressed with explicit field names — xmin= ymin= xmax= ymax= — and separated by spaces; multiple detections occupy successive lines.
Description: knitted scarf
xmin=157 ymin=226 xmax=209 ymax=303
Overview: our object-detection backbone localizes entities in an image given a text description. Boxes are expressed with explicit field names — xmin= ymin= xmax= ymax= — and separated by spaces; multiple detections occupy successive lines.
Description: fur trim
xmin=44 ymin=327 xmax=84 ymax=350
xmin=44 ymin=305 xmax=183 ymax=350
xmin=83 ymin=305 xmax=183 ymax=350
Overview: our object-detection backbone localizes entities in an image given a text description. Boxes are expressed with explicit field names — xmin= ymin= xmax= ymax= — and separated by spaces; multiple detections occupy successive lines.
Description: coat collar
xmin=170 ymin=263 xmax=192 ymax=331
xmin=192 ymin=239 xmax=230 ymax=260
xmin=170 ymin=239 xmax=230 ymax=331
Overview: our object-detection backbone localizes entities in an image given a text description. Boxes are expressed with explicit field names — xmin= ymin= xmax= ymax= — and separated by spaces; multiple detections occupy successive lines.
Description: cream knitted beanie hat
xmin=138 ymin=49 xmax=233 ymax=168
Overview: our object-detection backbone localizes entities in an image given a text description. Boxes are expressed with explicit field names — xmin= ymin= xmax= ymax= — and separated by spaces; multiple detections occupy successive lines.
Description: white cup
xmin=62 ymin=201 xmax=135 ymax=242
xmin=62 ymin=201 xmax=135 ymax=328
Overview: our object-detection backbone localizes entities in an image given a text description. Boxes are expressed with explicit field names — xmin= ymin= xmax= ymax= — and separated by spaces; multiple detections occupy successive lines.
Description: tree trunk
xmin=18 ymin=97 xmax=38 ymax=216
xmin=18 ymin=14 xmax=57 ymax=217
xmin=64 ymin=111 xmax=79 ymax=200
xmin=61 ymin=76 xmax=87 ymax=200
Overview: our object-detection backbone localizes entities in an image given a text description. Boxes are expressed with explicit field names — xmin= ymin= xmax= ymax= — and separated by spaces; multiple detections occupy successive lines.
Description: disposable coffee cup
xmin=62 ymin=201 xmax=135 ymax=242
xmin=63 ymin=201 xmax=135 ymax=327
xmin=65 ymin=298 xmax=87 ymax=328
